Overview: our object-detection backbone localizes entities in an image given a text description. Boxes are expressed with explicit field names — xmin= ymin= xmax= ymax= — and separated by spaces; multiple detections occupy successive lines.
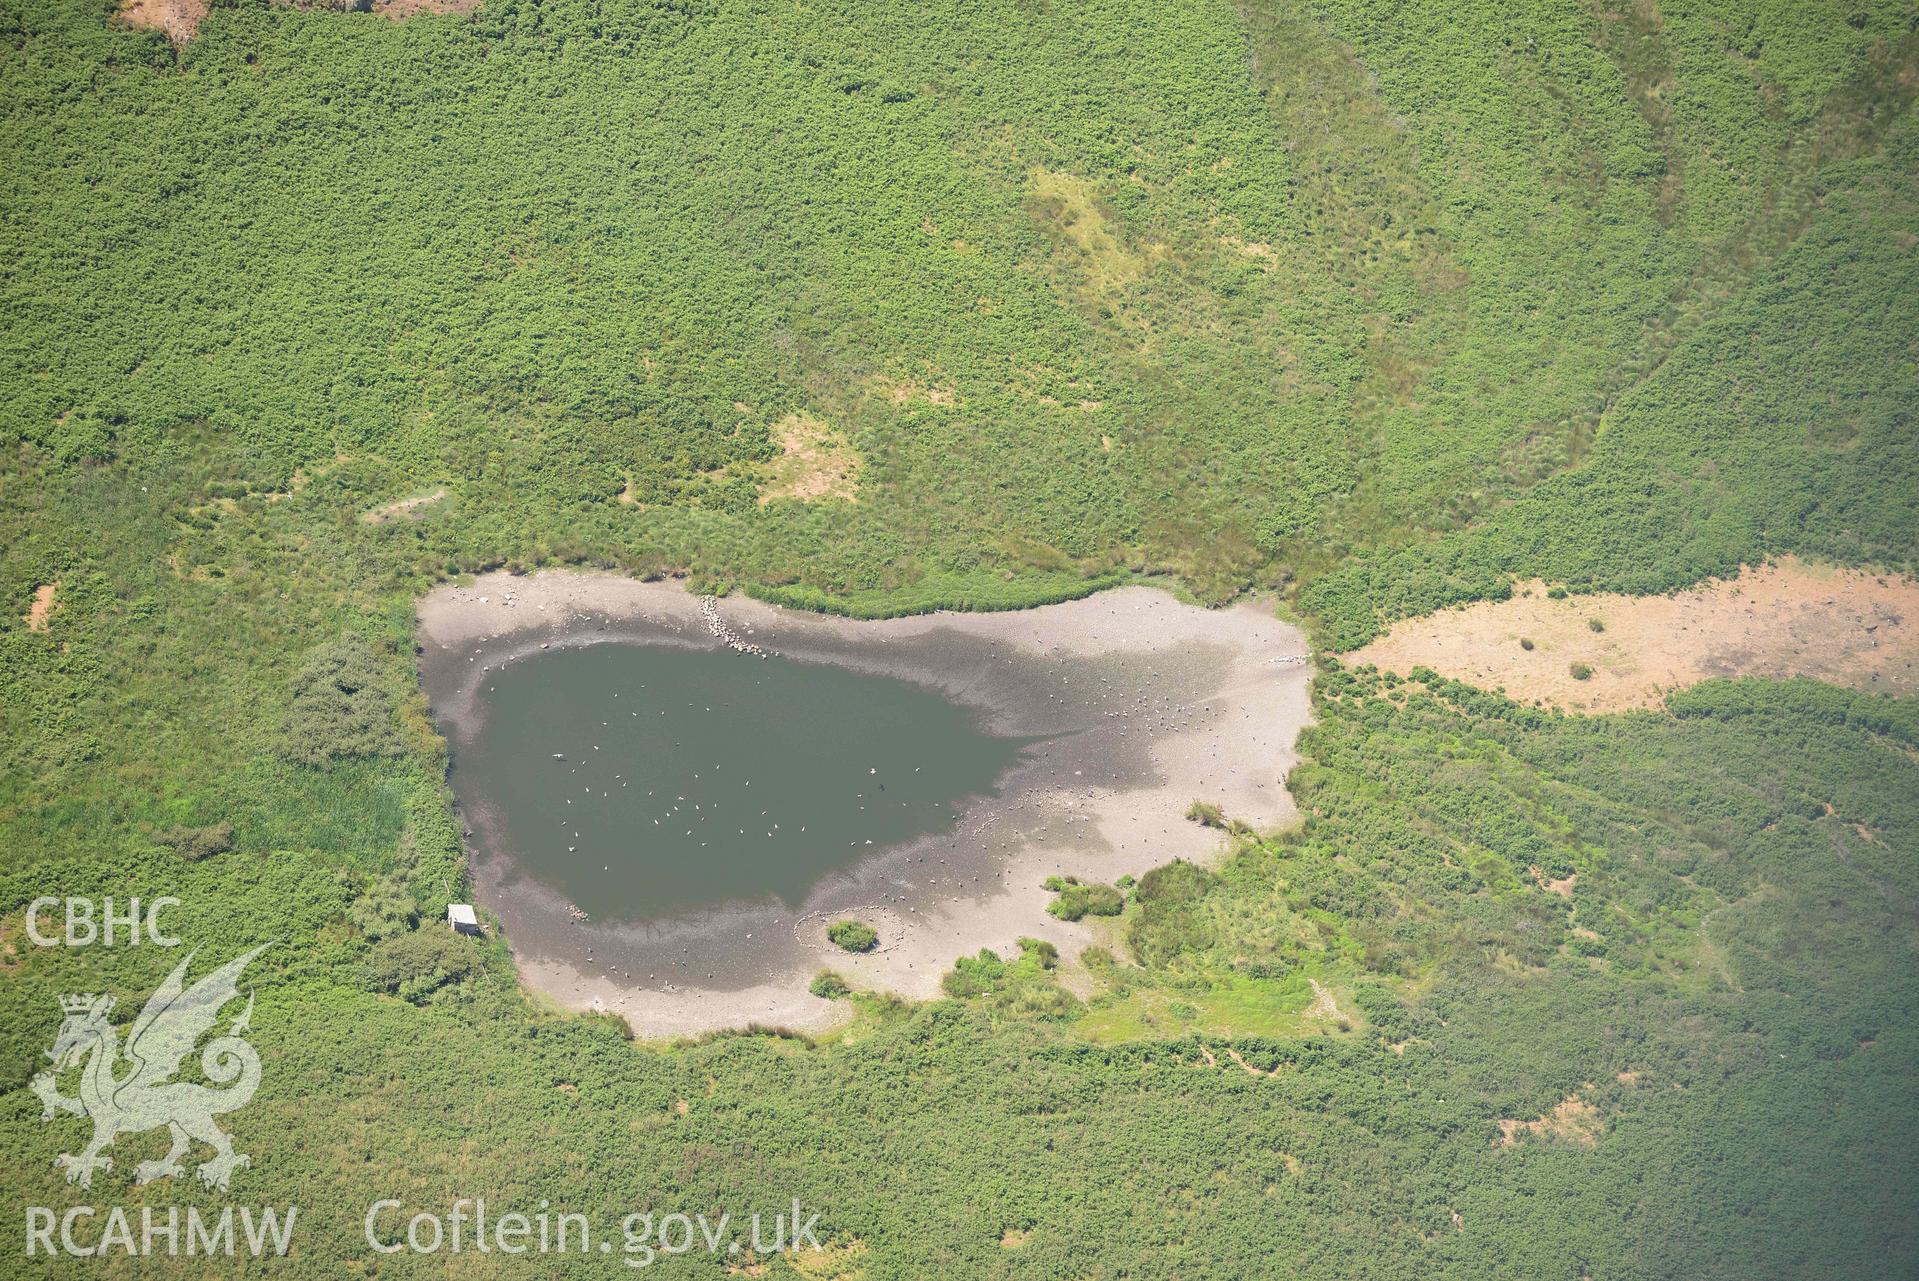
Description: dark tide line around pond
xmin=417 ymin=573 xmax=1312 ymax=1038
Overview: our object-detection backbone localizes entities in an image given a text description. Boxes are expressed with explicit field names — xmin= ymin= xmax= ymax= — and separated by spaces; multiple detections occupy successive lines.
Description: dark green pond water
xmin=453 ymin=642 xmax=1026 ymax=922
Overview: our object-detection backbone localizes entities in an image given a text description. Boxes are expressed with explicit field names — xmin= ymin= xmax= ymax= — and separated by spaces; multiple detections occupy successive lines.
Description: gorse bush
xmin=1128 ymin=860 xmax=1218 ymax=966
xmin=4 ymin=0 xmax=1906 ymax=625
xmin=939 ymin=948 xmax=1006 ymax=998
xmin=358 ymin=928 xmax=480 ymax=1004
xmin=808 ymin=970 xmax=851 ymax=999
xmin=1045 ymin=879 xmax=1124 ymax=922
xmin=349 ymin=872 xmax=419 ymax=942
xmin=827 ymin=919 xmax=878 ymax=953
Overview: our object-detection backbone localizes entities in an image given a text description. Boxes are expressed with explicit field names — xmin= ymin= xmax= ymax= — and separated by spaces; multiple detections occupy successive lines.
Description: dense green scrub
xmin=6 ymin=0 xmax=1914 ymax=610
xmin=3 ymin=0 xmax=1918 ymax=1275
xmin=1307 ymin=108 xmax=1919 ymax=646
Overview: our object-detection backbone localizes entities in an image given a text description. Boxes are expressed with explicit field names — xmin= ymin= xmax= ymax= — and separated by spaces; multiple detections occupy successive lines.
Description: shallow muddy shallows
xmin=419 ymin=574 xmax=1312 ymax=1037
xmin=454 ymin=644 xmax=1025 ymax=921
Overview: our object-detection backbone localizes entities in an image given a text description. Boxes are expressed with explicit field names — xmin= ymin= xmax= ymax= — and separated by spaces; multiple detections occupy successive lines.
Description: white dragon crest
xmin=31 ymin=944 xmax=269 ymax=1191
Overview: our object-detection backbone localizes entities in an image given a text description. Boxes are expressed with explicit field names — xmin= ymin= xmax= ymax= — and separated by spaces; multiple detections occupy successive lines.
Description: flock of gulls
xmin=699 ymin=594 xmax=768 ymax=657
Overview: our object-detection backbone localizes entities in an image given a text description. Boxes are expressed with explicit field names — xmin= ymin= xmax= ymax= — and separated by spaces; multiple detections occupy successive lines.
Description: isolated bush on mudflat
xmin=828 ymin=919 xmax=878 ymax=953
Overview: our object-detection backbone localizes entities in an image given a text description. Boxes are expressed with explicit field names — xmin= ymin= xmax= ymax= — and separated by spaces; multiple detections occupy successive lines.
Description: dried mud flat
xmin=417 ymin=574 xmax=1312 ymax=1038
xmin=1351 ymin=559 xmax=1918 ymax=712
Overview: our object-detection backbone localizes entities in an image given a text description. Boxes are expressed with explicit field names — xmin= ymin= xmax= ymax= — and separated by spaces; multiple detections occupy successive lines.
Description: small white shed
xmin=447 ymin=903 xmax=482 ymax=936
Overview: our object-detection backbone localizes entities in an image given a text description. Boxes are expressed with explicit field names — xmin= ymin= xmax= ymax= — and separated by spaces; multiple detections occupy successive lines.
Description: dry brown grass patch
xmin=759 ymin=413 xmax=858 ymax=504
xmin=1221 ymin=235 xmax=1280 ymax=269
xmin=1028 ymin=169 xmax=1152 ymax=290
xmin=361 ymin=489 xmax=447 ymax=524
xmin=873 ymin=376 xmax=957 ymax=407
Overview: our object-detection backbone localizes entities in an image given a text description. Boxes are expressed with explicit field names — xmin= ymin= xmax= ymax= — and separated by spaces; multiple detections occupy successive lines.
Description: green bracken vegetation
xmin=3 ymin=0 xmax=1918 ymax=1275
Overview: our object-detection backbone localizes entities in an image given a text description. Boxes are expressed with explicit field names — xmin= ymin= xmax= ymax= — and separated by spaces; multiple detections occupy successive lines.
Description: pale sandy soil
xmin=119 ymin=0 xmax=208 ymax=42
xmin=119 ymin=0 xmax=479 ymax=42
xmin=1350 ymin=559 xmax=1917 ymax=712
xmin=25 ymin=583 xmax=57 ymax=633
xmin=418 ymin=575 xmax=1312 ymax=1039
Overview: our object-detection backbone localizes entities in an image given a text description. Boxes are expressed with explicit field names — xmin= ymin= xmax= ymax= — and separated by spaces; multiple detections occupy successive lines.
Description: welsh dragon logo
xmin=31 ymin=945 xmax=269 ymax=1192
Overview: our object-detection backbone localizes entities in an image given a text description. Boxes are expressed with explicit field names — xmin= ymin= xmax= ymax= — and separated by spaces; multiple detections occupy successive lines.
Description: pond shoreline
xmin=417 ymin=573 xmax=1313 ymax=1038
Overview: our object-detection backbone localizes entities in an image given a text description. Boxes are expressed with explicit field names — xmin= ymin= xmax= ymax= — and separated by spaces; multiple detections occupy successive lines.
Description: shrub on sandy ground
xmin=828 ymin=919 xmax=878 ymax=953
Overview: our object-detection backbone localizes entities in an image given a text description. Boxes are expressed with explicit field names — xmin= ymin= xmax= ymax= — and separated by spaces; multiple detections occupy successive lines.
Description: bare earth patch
xmin=1530 ymin=866 xmax=1577 ymax=898
xmin=1496 ymin=1091 xmax=1603 ymax=1147
xmin=1221 ymin=235 xmax=1280 ymax=270
xmin=1225 ymin=1048 xmax=1285 ymax=1079
xmin=25 ymin=582 xmax=57 ymax=632
xmin=361 ymin=488 xmax=447 ymax=525
xmin=1302 ymin=977 xmax=1342 ymax=1022
xmin=760 ymin=412 xmax=859 ymax=504
xmin=1351 ymin=559 xmax=1919 ymax=712
xmin=119 ymin=0 xmax=478 ymax=42
xmin=118 ymin=0 xmax=208 ymax=42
